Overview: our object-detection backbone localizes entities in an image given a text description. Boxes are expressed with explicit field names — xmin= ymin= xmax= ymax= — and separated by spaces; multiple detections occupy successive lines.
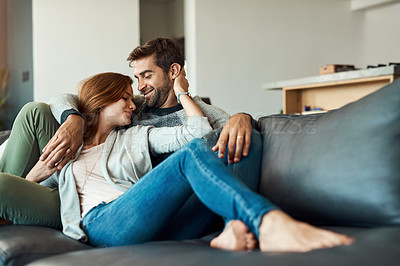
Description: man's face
xmin=133 ymin=55 xmax=174 ymax=108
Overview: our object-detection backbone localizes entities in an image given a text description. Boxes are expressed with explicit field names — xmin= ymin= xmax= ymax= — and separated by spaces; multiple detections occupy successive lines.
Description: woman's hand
xmin=173 ymin=67 xmax=189 ymax=96
xmin=26 ymin=160 xmax=58 ymax=183
xmin=171 ymin=65 xmax=204 ymax=118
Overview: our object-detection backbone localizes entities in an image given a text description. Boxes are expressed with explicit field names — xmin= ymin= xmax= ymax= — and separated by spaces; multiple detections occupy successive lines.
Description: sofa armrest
xmin=0 ymin=225 xmax=90 ymax=265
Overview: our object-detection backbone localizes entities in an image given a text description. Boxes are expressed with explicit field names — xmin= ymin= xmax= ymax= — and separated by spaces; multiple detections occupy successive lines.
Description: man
xmin=1 ymin=38 xmax=262 ymax=239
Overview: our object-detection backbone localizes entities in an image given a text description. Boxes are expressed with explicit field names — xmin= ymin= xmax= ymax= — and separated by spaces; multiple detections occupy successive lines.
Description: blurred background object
xmin=0 ymin=67 xmax=9 ymax=130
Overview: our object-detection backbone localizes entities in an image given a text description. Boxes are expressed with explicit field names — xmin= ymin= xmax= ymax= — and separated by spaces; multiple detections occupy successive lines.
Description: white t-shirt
xmin=72 ymin=143 xmax=124 ymax=218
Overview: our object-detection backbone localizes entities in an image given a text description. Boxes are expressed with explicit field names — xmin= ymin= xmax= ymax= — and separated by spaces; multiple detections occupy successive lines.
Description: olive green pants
xmin=0 ymin=102 xmax=62 ymax=228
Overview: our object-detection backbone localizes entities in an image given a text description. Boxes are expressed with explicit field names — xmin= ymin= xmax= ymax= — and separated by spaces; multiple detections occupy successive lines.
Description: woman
xmin=4 ymin=70 xmax=353 ymax=252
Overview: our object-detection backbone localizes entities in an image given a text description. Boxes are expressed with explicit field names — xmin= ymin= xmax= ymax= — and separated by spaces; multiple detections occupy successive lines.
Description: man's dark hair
xmin=127 ymin=37 xmax=184 ymax=74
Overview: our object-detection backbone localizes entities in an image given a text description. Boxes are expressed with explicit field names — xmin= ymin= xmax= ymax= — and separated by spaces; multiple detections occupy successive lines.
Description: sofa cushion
xmin=0 ymin=225 xmax=90 ymax=266
xmin=27 ymin=227 xmax=400 ymax=266
xmin=257 ymin=80 xmax=400 ymax=226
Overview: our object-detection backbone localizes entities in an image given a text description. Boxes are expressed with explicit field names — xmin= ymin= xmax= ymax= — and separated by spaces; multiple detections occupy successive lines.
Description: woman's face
xmin=100 ymin=85 xmax=136 ymax=128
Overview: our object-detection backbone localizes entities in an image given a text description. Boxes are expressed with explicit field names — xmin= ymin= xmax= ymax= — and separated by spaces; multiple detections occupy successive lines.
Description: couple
xmin=0 ymin=38 xmax=353 ymax=252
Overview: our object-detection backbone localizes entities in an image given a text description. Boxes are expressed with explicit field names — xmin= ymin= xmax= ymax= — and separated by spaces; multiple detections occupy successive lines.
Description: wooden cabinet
xmin=263 ymin=65 xmax=400 ymax=114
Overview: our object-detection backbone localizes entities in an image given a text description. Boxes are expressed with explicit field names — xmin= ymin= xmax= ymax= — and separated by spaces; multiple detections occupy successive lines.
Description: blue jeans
xmin=158 ymin=129 xmax=263 ymax=240
xmin=81 ymin=138 xmax=275 ymax=247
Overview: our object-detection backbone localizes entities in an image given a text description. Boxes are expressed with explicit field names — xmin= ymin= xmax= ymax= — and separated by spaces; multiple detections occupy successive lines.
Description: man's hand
xmin=40 ymin=114 xmax=85 ymax=170
xmin=212 ymin=113 xmax=252 ymax=164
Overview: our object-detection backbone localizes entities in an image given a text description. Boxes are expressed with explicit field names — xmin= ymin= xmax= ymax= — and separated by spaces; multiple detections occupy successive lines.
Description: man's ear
xmin=169 ymin=63 xmax=182 ymax=80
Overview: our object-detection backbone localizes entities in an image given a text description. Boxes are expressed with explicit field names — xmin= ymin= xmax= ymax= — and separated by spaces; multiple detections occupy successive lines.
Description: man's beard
xmin=144 ymin=79 xmax=172 ymax=108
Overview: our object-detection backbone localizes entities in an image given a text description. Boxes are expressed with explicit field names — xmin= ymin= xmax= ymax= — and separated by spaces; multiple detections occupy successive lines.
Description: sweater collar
xmin=150 ymin=104 xmax=183 ymax=116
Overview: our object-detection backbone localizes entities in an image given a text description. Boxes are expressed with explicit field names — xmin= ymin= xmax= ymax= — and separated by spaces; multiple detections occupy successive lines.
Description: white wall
xmin=351 ymin=0 xmax=399 ymax=10
xmin=20 ymin=0 xmax=400 ymax=118
xmin=186 ymin=0 xmax=400 ymax=118
xmin=356 ymin=2 xmax=400 ymax=67
xmin=33 ymin=0 xmax=140 ymax=102
xmin=184 ymin=0 xmax=197 ymax=95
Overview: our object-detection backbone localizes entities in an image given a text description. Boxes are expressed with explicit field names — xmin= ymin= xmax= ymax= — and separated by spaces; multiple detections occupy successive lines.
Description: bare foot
xmin=259 ymin=210 xmax=355 ymax=253
xmin=210 ymin=220 xmax=257 ymax=251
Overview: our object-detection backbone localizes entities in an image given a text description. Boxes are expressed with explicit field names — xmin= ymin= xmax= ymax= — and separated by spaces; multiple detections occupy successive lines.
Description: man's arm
xmin=193 ymin=97 xmax=230 ymax=129
xmin=194 ymin=98 xmax=254 ymax=164
xmin=41 ymin=94 xmax=85 ymax=169
xmin=212 ymin=113 xmax=253 ymax=164
xmin=48 ymin=93 xmax=80 ymax=124
xmin=40 ymin=114 xmax=84 ymax=169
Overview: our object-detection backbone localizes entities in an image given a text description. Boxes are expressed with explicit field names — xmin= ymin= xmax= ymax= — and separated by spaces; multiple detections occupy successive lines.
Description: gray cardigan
xmin=42 ymin=116 xmax=212 ymax=242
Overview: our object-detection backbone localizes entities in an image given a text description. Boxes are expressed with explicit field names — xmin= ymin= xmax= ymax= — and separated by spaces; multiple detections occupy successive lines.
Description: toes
xmin=210 ymin=221 xmax=253 ymax=251
xmin=344 ymin=237 xmax=355 ymax=245
xmin=246 ymin=238 xmax=258 ymax=250
xmin=210 ymin=237 xmax=221 ymax=249
xmin=321 ymin=231 xmax=355 ymax=247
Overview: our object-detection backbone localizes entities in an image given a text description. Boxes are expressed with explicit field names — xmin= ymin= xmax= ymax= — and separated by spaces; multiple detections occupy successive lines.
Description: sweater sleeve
xmin=48 ymin=93 xmax=80 ymax=124
xmin=148 ymin=116 xmax=212 ymax=155
xmin=193 ymin=96 xmax=230 ymax=130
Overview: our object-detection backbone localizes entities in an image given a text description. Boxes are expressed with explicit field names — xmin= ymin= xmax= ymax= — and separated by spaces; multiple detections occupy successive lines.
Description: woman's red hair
xmin=78 ymin=72 xmax=133 ymax=143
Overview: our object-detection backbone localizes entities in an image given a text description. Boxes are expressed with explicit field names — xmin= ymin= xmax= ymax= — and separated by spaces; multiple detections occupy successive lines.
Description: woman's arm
xmin=26 ymin=160 xmax=58 ymax=183
xmin=173 ymin=67 xmax=204 ymax=118
xmin=148 ymin=67 xmax=212 ymax=154
xmin=148 ymin=116 xmax=212 ymax=155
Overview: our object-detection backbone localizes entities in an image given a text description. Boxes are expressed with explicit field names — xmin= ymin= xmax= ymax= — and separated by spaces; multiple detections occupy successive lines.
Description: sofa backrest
xmin=257 ymin=79 xmax=400 ymax=227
